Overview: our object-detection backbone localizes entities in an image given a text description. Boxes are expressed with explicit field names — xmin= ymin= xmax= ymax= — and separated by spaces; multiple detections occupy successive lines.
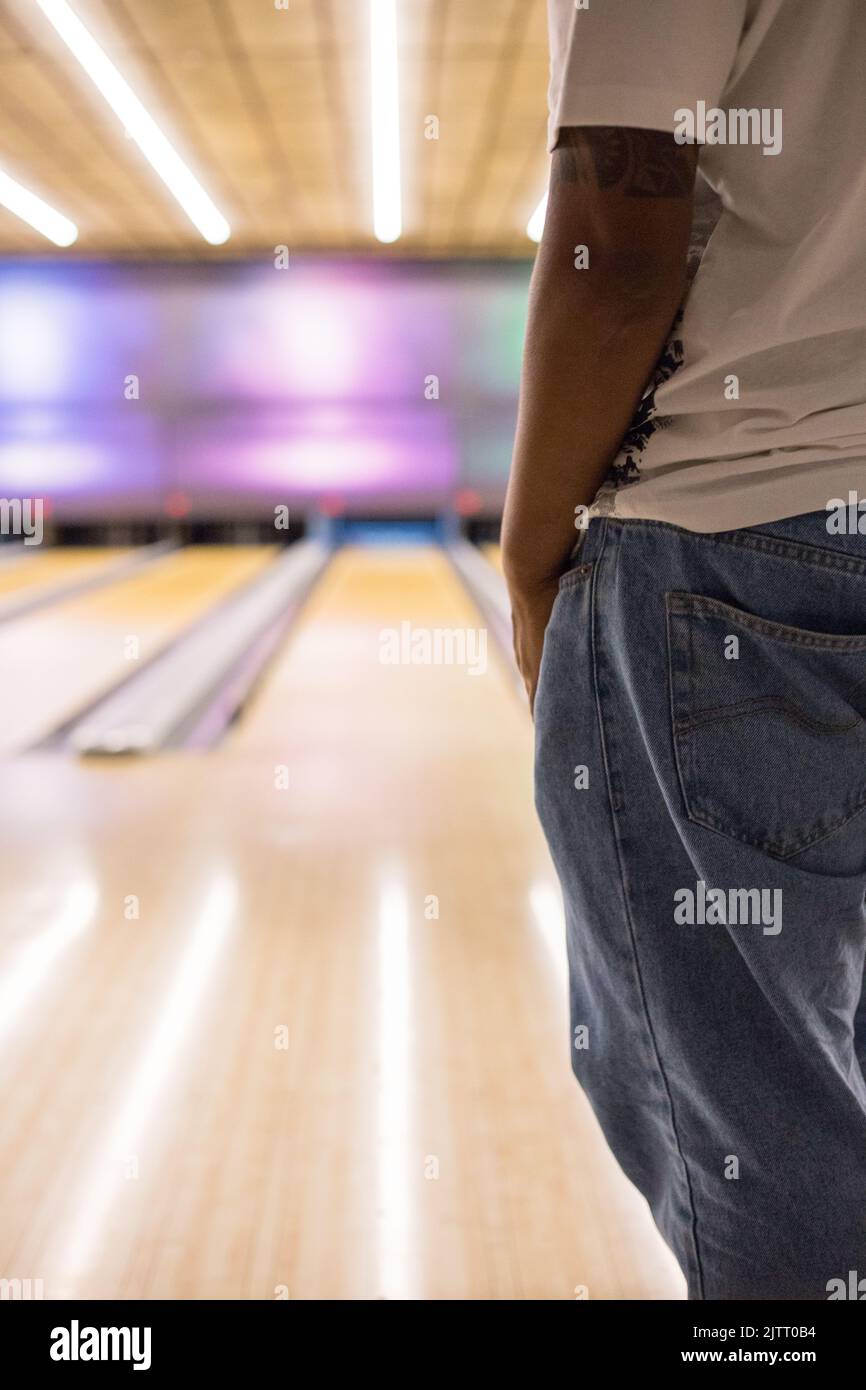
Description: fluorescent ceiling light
xmin=0 ymin=166 xmax=78 ymax=245
xmin=527 ymin=192 xmax=548 ymax=243
xmin=33 ymin=0 xmax=230 ymax=245
xmin=370 ymin=0 xmax=401 ymax=243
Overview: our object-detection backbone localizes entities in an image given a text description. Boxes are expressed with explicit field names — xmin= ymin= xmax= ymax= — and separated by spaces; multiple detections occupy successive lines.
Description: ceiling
xmin=0 ymin=0 xmax=550 ymax=258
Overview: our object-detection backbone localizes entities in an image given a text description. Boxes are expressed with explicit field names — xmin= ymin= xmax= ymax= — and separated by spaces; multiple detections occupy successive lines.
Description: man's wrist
xmin=503 ymin=565 xmax=562 ymax=607
xmin=502 ymin=542 xmax=570 ymax=591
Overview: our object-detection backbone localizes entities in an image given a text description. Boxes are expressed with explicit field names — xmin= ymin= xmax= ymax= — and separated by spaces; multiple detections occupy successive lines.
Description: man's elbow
xmin=541 ymin=231 xmax=687 ymax=302
xmin=532 ymin=236 xmax=688 ymax=339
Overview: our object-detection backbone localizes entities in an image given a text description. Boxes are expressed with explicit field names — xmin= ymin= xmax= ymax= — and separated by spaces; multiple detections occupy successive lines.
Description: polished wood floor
xmin=0 ymin=544 xmax=685 ymax=1299
xmin=0 ymin=546 xmax=129 ymax=603
xmin=482 ymin=541 xmax=504 ymax=575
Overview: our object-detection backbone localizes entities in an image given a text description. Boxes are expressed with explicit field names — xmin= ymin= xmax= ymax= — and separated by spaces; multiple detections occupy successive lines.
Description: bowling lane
xmin=224 ymin=545 xmax=683 ymax=1297
xmin=482 ymin=541 xmax=503 ymax=574
xmin=0 ymin=545 xmax=683 ymax=1299
xmin=0 ymin=547 xmax=130 ymax=605
xmin=0 ymin=546 xmax=275 ymax=755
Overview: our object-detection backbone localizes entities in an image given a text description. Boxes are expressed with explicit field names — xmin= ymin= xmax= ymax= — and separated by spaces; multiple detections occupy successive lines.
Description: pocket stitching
xmin=675 ymin=694 xmax=861 ymax=737
xmin=675 ymin=776 xmax=866 ymax=860
xmin=665 ymin=591 xmax=866 ymax=861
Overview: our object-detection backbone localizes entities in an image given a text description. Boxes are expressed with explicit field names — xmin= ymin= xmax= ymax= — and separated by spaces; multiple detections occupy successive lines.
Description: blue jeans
xmin=534 ymin=510 xmax=866 ymax=1300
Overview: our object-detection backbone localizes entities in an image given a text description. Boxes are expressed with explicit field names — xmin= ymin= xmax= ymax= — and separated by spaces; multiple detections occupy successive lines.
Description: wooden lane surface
xmin=482 ymin=542 xmax=503 ymax=575
xmin=0 ymin=547 xmax=130 ymax=604
xmin=0 ymin=545 xmax=684 ymax=1299
xmin=0 ymin=547 xmax=275 ymax=755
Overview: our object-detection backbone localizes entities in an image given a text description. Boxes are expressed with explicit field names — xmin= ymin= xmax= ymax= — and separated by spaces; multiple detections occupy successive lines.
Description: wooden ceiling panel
xmin=0 ymin=0 xmax=548 ymax=256
xmin=87 ymin=0 xmax=227 ymax=58
xmin=447 ymin=0 xmax=525 ymax=45
xmin=225 ymin=0 xmax=321 ymax=50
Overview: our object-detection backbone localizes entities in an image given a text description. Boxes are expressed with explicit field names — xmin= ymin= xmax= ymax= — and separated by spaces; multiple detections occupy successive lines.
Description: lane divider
xmin=445 ymin=540 xmax=524 ymax=700
xmin=50 ymin=541 xmax=331 ymax=756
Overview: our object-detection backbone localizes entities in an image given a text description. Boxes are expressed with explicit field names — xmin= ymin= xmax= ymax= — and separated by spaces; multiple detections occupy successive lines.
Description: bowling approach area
xmin=0 ymin=0 xmax=687 ymax=1305
xmin=0 ymin=526 xmax=685 ymax=1300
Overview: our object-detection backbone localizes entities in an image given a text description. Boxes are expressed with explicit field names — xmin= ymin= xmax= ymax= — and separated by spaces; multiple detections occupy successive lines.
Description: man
xmin=503 ymin=0 xmax=866 ymax=1299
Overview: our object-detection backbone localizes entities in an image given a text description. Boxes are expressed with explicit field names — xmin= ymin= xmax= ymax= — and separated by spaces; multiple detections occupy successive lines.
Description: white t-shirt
xmin=547 ymin=0 xmax=866 ymax=532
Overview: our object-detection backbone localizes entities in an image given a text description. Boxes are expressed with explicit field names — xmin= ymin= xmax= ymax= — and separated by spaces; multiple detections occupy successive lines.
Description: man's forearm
xmin=501 ymin=249 xmax=687 ymax=590
xmin=502 ymin=126 xmax=697 ymax=593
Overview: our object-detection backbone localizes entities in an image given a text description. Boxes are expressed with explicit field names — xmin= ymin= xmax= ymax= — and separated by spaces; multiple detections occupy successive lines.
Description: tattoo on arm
xmin=552 ymin=126 xmax=697 ymax=198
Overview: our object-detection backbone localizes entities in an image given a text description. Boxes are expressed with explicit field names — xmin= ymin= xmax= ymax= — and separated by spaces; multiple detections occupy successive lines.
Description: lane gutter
xmin=444 ymin=539 xmax=525 ymax=701
xmin=37 ymin=542 xmax=331 ymax=755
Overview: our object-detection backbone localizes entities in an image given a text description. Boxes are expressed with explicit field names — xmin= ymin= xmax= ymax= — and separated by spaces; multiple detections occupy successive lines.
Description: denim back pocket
xmin=666 ymin=592 xmax=866 ymax=860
